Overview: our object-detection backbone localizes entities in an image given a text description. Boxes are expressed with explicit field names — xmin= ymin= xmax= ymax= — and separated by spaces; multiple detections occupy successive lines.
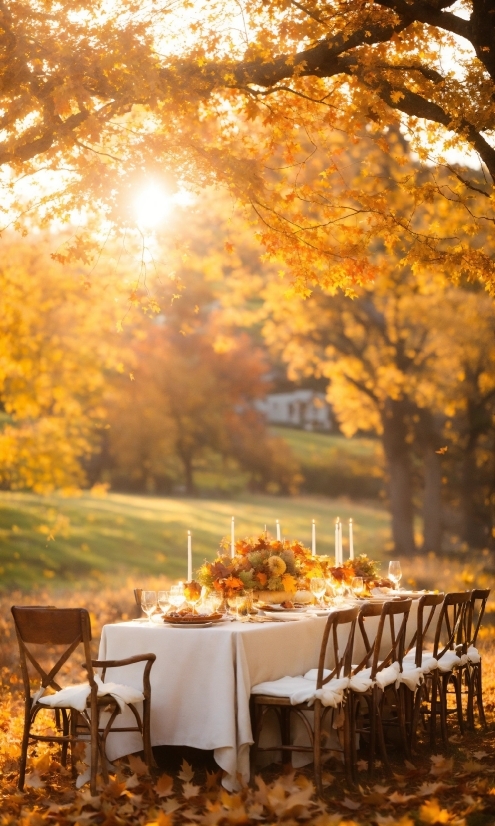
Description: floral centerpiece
xmin=327 ymin=554 xmax=390 ymax=592
xmin=197 ymin=534 xmax=325 ymax=598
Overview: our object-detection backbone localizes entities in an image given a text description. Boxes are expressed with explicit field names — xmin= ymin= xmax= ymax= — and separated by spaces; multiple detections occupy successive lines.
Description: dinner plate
xmin=163 ymin=612 xmax=223 ymax=625
xmin=167 ymin=621 xmax=214 ymax=628
xmin=260 ymin=604 xmax=308 ymax=613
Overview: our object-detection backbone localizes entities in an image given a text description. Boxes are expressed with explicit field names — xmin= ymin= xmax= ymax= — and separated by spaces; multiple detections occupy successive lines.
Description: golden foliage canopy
xmin=2 ymin=0 xmax=495 ymax=290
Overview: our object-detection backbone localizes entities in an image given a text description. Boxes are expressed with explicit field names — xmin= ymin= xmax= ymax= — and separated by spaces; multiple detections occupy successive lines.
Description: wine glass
xmin=157 ymin=590 xmax=171 ymax=614
xmin=207 ymin=591 xmax=223 ymax=614
xmin=388 ymin=561 xmax=402 ymax=590
xmin=310 ymin=577 xmax=326 ymax=608
xmin=351 ymin=577 xmax=364 ymax=598
xmin=169 ymin=583 xmax=185 ymax=611
xmin=141 ymin=590 xmax=157 ymax=623
xmin=186 ymin=588 xmax=202 ymax=615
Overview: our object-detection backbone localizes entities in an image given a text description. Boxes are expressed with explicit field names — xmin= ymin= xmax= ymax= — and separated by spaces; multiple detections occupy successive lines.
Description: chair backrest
xmin=466 ymin=589 xmax=491 ymax=648
xmin=406 ymin=593 xmax=444 ymax=667
xmin=11 ymin=606 xmax=95 ymax=700
xmin=432 ymin=591 xmax=471 ymax=660
xmin=316 ymin=605 xmax=360 ymax=688
xmin=353 ymin=599 xmax=412 ymax=678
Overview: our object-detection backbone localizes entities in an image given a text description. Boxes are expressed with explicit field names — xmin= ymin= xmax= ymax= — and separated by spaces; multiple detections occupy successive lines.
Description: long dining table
xmin=98 ymin=598 xmax=426 ymax=790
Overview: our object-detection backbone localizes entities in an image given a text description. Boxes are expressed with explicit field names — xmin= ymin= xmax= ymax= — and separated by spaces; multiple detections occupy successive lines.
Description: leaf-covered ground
xmin=2 ymin=587 xmax=495 ymax=826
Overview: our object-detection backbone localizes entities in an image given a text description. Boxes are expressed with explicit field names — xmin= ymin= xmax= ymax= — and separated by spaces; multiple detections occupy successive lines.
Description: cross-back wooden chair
xmin=405 ymin=593 xmax=445 ymax=667
xmin=411 ymin=591 xmax=470 ymax=746
xmin=250 ymin=605 xmax=360 ymax=795
xmin=11 ymin=606 xmax=156 ymax=795
xmin=401 ymin=593 xmax=444 ymax=746
xmin=465 ymin=588 xmax=490 ymax=729
xmin=350 ymin=599 xmax=412 ymax=776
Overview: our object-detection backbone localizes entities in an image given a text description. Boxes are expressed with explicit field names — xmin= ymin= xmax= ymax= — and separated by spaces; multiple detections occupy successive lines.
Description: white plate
xmin=167 ymin=621 xmax=214 ymax=628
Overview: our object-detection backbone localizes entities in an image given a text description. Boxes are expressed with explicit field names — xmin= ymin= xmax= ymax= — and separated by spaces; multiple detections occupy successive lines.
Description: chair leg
xmin=60 ymin=709 xmax=70 ymax=767
xmin=367 ymin=693 xmax=376 ymax=777
xmin=397 ymin=686 xmax=410 ymax=759
xmin=375 ymin=690 xmax=390 ymax=774
xmin=349 ymin=694 xmax=359 ymax=785
xmin=343 ymin=700 xmax=355 ymax=789
xmin=90 ymin=703 xmax=99 ymax=796
xmin=439 ymin=675 xmax=448 ymax=745
xmin=313 ymin=700 xmax=322 ymax=797
xmin=70 ymin=712 xmax=78 ymax=778
xmin=249 ymin=699 xmax=261 ymax=782
xmin=18 ymin=703 xmax=32 ymax=791
xmin=280 ymin=707 xmax=292 ymax=768
xmin=141 ymin=700 xmax=157 ymax=769
xmin=476 ymin=663 xmax=487 ymax=728
xmin=429 ymin=671 xmax=438 ymax=747
xmin=453 ymin=672 xmax=464 ymax=735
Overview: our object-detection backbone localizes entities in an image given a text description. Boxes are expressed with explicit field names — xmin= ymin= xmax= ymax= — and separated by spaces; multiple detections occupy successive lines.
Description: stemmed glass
xmin=141 ymin=590 xmax=157 ymax=623
xmin=388 ymin=561 xmax=402 ymax=591
xmin=157 ymin=590 xmax=171 ymax=615
xmin=186 ymin=588 xmax=202 ymax=615
xmin=310 ymin=577 xmax=327 ymax=608
xmin=351 ymin=577 xmax=364 ymax=598
xmin=169 ymin=583 xmax=185 ymax=611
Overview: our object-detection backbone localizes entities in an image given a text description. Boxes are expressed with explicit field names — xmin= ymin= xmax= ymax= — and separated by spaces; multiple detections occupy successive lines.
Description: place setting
xmin=134 ymin=515 xmax=418 ymax=629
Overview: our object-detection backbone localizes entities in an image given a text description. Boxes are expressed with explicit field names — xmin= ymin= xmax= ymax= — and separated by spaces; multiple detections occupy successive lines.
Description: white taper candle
xmin=312 ymin=519 xmax=316 ymax=556
xmin=231 ymin=516 xmax=235 ymax=558
xmin=349 ymin=518 xmax=354 ymax=560
xmin=338 ymin=520 xmax=343 ymax=565
xmin=335 ymin=518 xmax=339 ymax=566
xmin=187 ymin=530 xmax=192 ymax=582
xmin=276 ymin=519 xmax=281 ymax=541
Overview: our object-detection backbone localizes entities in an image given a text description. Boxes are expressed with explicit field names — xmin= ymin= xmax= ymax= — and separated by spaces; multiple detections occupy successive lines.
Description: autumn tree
xmin=3 ymin=0 xmax=495 ymax=293
xmin=0 ymin=237 xmax=128 ymax=491
xmin=102 ymin=256 xmax=300 ymax=496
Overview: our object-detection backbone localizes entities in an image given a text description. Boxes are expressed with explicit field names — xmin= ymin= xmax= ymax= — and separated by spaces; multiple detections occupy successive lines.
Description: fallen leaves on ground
xmin=2 ymin=589 xmax=495 ymax=825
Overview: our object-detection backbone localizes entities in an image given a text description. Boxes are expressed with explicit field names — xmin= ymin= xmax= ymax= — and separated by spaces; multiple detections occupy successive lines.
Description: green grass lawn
xmin=271 ymin=427 xmax=384 ymax=499
xmin=0 ymin=491 xmax=392 ymax=590
xmin=271 ymin=427 xmax=380 ymax=460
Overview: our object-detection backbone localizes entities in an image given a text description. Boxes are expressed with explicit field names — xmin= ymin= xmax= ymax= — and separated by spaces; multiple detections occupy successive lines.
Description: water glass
xmin=157 ymin=590 xmax=171 ymax=614
xmin=388 ymin=561 xmax=402 ymax=590
xmin=169 ymin=583 xmax=185 ymax=610
xmin=310 ymin=577 xmax=326 ymax=607
xmin=351 ymin=577 xmax=364 ymax=598
xmin=141 ymin=590 xmax=157 ymax=622
xmin=207 ymin=591 xmax=223 ymax=614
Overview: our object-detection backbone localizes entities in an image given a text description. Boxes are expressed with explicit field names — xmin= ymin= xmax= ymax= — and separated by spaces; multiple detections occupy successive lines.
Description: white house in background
xmin=256 ymin=390 xmax=333 ymax=431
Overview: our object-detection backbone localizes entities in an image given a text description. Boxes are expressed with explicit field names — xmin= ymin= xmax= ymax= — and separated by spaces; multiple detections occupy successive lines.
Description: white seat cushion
xmin=398 ymin=666 xmax=424 ymax=691
xmin=252 ymin=674 xmax=350 ymax=707
xmin=349 ymin=668 xmax=373 ymax=693
xmin=38 ymin=674 xmax=144 ymax=713
xmin=436 ymin=651 xmax=461 ymax=673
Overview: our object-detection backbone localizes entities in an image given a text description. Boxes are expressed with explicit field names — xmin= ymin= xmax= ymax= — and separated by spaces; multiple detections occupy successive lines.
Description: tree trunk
xmin=422 ymin=448 xmax=443 ymax=552
xmin=381 ymin=400 xmax=416 ymax=556
xmin=414 ymin=408 xmax=444 ymax=553
xmin=181 ymin=453 xmax=197 ymax=496
xmin=461 ymin=446 xmax=487 ymax=548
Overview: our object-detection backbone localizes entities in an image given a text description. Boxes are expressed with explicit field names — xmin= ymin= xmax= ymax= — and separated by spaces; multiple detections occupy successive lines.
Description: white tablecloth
xmin=99 ymin=600 xmax=424 ymax=789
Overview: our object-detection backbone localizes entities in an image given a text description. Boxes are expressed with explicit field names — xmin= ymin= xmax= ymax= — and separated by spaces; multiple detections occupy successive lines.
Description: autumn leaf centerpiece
xmin=328 ymin=554 xmax=389 ymax=592
xmin=197 ymin=534 xmax=324 ymax=598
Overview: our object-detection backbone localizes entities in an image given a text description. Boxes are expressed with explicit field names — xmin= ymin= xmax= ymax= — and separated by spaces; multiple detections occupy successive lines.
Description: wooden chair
xmin=402 ymin=593 xmax=444 ymax=748
xmin=465 ymin=589 xmax=490 ymax=729
xmin=411 ymin=591 xmax=470 ymax=746
xmin=250 ymin=605 xmax=360 ymax=795
xmin=11 ymin=605 xmax=156 ymax=795
xmin=349 ymin=599 xmax=412 ymax=777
